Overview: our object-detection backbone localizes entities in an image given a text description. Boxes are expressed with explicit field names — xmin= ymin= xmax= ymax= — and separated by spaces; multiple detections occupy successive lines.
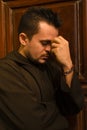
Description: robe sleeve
xmin=46 ymin=62 xmax=84 ymax=116
xmin=55 ymin=72 xmax=84 ymax=116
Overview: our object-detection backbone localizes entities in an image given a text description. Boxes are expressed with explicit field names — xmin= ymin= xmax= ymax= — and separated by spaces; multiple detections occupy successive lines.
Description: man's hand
xmin=51 ymin=36 xmax=73 ymax=71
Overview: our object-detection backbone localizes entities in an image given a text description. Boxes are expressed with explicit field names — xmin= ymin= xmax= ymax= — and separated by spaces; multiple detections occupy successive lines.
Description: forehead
xmin=38 ymin=21 xmax=59 ymax=38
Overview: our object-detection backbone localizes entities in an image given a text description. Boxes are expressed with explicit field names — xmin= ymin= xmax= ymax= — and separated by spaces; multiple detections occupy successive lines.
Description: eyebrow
xmin=40 ymin=40 xmax=52 ymax=44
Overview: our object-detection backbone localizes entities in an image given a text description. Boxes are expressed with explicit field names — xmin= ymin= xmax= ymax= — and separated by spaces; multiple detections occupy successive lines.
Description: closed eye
xmin=40 ymin=40 xmax=51 ymax=46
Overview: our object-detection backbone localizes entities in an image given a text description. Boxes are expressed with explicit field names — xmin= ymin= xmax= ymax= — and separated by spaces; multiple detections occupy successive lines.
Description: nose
xmin=45 ymin=44 xmax=51 ymax=52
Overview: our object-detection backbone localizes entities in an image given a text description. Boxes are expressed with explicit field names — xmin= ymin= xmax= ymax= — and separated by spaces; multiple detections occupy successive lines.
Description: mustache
xmin=42 ymin=51 xmax=50 ymax=57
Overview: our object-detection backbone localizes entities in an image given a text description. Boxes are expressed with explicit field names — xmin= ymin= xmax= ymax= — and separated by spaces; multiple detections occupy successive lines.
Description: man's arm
xmin=51 ymin=36 xmax=74 ymax=87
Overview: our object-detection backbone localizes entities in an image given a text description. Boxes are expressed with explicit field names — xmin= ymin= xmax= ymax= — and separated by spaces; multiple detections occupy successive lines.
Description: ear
xmin=19 ymin=33 xmax=29 ymax=46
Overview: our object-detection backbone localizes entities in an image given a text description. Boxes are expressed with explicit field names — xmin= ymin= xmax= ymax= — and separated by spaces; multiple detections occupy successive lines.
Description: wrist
xmin=63 ymin=65 xmax=74 ymax=76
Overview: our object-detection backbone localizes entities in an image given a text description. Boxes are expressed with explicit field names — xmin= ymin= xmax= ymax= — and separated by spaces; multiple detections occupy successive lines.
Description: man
xmin=0 ymin=6 xmax=84 ymax=130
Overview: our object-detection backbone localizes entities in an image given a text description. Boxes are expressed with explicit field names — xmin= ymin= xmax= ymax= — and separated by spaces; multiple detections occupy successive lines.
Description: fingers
xmin=53 ymin=36 xmax=68 ymax=43
xmin=51 ymin=36 xmax=69 ymax=48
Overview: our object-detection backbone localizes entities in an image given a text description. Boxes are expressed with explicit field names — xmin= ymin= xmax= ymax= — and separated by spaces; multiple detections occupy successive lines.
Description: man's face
xmin=21 ymin=22 xmax=58 ymax=64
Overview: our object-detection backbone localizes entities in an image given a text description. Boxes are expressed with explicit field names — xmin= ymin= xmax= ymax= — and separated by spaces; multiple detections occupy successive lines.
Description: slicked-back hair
xmin=18 ymin=6 xmax=61 ymax=40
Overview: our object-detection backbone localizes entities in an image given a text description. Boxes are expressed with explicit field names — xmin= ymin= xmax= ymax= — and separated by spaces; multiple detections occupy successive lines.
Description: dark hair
xmin=18 ymin=6 xmax=61 ymax=40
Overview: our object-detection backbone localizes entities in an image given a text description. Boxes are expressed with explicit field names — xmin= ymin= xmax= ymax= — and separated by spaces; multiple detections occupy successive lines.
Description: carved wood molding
xmin=82 ymin=0 xmax=87 ymax=83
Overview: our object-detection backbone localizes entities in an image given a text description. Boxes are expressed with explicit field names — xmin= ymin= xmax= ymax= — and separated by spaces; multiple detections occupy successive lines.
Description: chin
xmin=39 ymin=59 xmax=47 ymax=64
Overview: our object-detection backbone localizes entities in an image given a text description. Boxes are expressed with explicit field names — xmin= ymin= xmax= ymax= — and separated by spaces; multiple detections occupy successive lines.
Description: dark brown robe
xmin=0 ymin=51 xmax=84 ymax=130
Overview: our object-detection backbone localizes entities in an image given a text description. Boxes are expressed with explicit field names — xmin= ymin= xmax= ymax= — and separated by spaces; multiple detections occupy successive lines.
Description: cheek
xmin=28 ymin=44 xmax=44 ymax=57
